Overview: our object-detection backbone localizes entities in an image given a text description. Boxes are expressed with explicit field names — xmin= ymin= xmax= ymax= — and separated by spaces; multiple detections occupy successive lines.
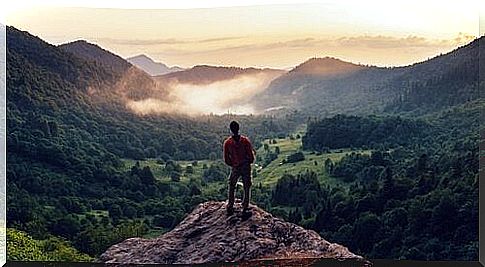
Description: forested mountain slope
xmin=293 ymin=39 xmax=482 ymax=258
xmin=59 ymin=40 xmax=163 ymax=101
xmin=59 ymin=40 xmax=132 ymax=75
xmin=253 ymin=37 xmax=482 ymax=117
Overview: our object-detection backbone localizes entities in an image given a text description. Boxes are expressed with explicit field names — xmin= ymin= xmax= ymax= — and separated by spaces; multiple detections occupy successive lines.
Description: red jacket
xmin=223 ymin=135 xmax=255 ymax=167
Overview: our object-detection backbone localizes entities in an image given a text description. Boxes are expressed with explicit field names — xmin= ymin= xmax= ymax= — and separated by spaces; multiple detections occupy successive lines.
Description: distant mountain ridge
xmin=127 ymin=54 xmax=184 ymax=76
xmin=155 ymin=65 xmax=285 ymax=85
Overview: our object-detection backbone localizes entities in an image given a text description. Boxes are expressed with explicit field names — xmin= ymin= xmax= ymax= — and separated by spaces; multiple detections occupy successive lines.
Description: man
xmin=223 ymin=121 xmax=255 ymax=216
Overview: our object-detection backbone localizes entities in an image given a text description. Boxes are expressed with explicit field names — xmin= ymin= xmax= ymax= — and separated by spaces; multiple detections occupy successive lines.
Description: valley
xmin=5 ymin=25 xmax=481 ymax=262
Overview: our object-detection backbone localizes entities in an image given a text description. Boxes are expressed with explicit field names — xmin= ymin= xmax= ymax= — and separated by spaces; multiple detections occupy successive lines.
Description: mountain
xmin=155 ymin=65 xmax=285 ymax=85
xmin=127 ymin=54 xmax=184 ymax=76
xmin=251 ymin=58 xmax=394 ymax=115
xmin=7 ymin=28 xmax=115 ymax=91
xmin=289 ymin=57 xmax=366 ymax=77
xmin=59 ymin=41 xmax=162 ymax=101
xmin=60 ymin=40 xmax=132 ymax=75
xmin=100 ymin=201 xmax=365 ymax=264
xmin=253 ymin=37 xmax=482 ymax=116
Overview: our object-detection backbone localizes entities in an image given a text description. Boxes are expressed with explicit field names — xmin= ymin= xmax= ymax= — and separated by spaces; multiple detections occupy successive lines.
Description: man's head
xmin=230 ymin=121 xmax=239 ymax=135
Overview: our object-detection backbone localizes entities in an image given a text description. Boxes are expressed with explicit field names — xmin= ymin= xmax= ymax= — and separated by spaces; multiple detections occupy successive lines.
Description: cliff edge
xmin=100 ymin=201 xmax=365 ymax=265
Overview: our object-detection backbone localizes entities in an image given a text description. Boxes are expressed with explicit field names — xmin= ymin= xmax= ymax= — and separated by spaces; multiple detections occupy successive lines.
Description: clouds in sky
xmin=6 ymin=3 xmax=479 ymax=68
xmin=94 ymin=33 xmax=477 ymax=69
xmin=97 ymin=36 xmax=245 ymax=46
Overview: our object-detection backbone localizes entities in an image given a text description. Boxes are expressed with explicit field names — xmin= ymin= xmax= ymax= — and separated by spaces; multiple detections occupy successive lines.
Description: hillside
xmin=59 ymin=40 xmax=162 ymax=101
xmin=100 ymin=201 xmax=365 ymax=264
xmin=127 ymin=54 xmax=184 ymax=76
xmin=253 ymin=37 xmax=482 ymax=116
xmin=302 ymin=115 xmax=436 ymax=150
xmin=7 ymin=27 xmax=224 ymax=160
xmin=7 ymin=27 xmax=115 ymax=91
xmin=252 ymin=60 xmax=395 ymax=115
xmin=60 ymin=40 xmax=132 ymax=75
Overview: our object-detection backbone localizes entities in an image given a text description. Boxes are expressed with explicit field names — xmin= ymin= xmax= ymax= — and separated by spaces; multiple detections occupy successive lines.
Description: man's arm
xmin=245 ymin=138 xmax=255 ymax=164
xmin=223 ymin=140 xmax=232 ymax=166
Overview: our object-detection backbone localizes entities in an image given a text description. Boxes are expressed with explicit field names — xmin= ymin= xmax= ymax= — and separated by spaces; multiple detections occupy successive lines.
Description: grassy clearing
xmin=121 ymin=124 xmax=371 ymax=189
xmin=85 ymin=210 xmax=109 ymax=218
xmin=121 ymin=158 xmax=216 ymax=183
xmin=255 ymin=125 xmax=370 ymax=186
xmin=254 ymin=130 xmax=371 ymax=187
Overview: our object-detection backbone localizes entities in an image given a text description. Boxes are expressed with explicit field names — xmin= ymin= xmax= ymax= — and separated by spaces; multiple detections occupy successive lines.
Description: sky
xmin=4 ymin=0 xmax=482 ymax=69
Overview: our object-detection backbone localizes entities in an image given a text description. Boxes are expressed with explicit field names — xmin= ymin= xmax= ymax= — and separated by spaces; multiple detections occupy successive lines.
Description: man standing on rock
xmin=223 ymin=121 xmax=255 ymax=216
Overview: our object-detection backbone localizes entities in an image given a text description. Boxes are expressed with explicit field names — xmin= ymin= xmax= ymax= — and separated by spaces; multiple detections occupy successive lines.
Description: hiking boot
xmin=242 ymin=207 xmax=252 ymax=214
xmin=241 ymin=207 xmax=253 ymax=220
xmin=226 ymin=206 xmax=234 ymax=216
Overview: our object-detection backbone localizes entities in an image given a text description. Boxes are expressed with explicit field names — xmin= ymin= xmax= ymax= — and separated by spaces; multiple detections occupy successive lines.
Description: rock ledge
xmin=100 ymin=201 xmax=364 ymax=264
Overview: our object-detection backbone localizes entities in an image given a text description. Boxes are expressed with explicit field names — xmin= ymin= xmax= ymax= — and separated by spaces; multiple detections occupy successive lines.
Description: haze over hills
xmin=6 ymin=26 xmax=222 ymax=160
xmin=59 ymin=40 xmax=166 ymax=101
xmin=251 ymin=37 xmax=481 ymax=116
xmin=141 ymin=65 xmax=286 ymax=115
xmin=60 ymin=40 xmax=286 ymax=115
xmin=251 ymin=58 xmax=394 ymax=115
xmin=127 ymin=54 xmax=184 ymax=76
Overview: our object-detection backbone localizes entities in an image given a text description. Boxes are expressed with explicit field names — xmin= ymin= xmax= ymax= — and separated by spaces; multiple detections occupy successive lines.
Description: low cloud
xmin=157 ymin=34 xmax=473 ymax=56
xmin=336 ymin=34 xmax=476 ymax=49
xmin=126 ymin=72 xmax=280 ymax=116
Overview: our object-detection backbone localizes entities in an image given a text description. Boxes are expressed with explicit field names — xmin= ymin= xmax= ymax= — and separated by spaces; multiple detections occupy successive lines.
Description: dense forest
xmin=289 ymin=101 xmax=480 ymax=259
xmin=5 ymin=25 xmax=482 ymax=262
xmin=302 ymin=115 xmax=435 ymax=150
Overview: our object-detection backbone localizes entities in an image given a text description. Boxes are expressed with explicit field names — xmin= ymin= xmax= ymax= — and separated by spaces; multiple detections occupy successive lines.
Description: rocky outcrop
xmin=100 ymin=201 xmax=365 ymax=265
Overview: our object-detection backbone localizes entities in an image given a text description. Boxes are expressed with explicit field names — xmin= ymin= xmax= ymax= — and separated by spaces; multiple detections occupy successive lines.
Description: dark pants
xmin=227 ymin=163 xmax=252 ymax=210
